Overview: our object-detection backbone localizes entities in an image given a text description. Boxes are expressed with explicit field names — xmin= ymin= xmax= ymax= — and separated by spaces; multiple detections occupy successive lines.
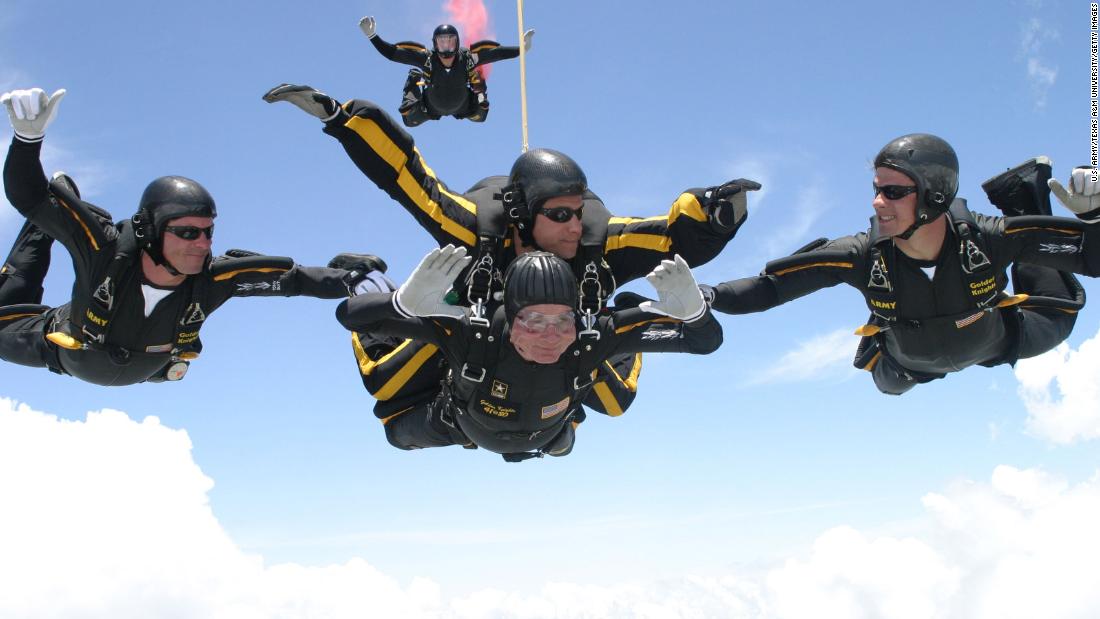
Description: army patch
xmin=490 ymin=379 xmax=509 ymax=399
xmin=541 ymin=396 xmax=570 ymax=419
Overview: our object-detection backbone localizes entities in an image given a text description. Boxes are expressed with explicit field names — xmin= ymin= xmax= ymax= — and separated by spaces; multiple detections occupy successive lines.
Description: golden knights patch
xmin=478 ymin=399 xmax=518 ymax=421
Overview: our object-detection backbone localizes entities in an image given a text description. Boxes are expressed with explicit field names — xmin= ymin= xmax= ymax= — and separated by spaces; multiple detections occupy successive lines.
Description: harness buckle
xmin=81 ymin=324 xmax=106 ymax=345
xmin=460 ymin=363 xmax=486 ymax=383
xmin=960 ymin=239 xmax=991 ymax=274
xmin=578 ymin=309 xmax=601 ymax=340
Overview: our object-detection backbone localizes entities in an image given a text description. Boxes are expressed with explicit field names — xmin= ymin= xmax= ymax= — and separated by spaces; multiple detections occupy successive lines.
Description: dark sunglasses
xmin=164 ymin=224 xmax=214 ymax=240
xmin=873 ymin=184 xmax=918 ymax=200
xmin=538 ymin=205 xmax=583 ymax=223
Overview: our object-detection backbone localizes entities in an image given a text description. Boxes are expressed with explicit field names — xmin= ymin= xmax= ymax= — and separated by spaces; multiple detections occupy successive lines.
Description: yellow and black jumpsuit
xmin=335 ymin=289 xmax=723 ymax=457
xmin=708 ymin=204 xmax=1100 ymax=394
xmin=320 ymin=98 xmax=746 ymax=423
xmin=0 ymin=137 xmax=357 ymax=386
xmin=367 ymin=34 xmax=519 ymax=125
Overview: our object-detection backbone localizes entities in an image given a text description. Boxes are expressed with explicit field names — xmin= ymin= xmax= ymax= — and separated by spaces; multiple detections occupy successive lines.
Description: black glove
xmin=328 ymin=253 xmax=392 ymax=296
xmin=613 ymin=290 xmax=653 ymax=309
xmin=703 ymin=178 xmax=760 ymax=232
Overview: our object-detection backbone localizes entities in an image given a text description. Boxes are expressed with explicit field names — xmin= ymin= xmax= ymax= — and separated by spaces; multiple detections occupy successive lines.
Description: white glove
xmin=355 ymin=270 xmax=397 ymax=295
xmin=359 ymin=16 xmax=377 ymax=38
xmin=262 ymin=84 xmax=341 ymax=121
xmin=1049 ymin=167 xmax=1100 ymax=218
xmin=639 ymin=255 xmax=706 ymax=322
xmin=1 ymin=87 xmax=66 ymax=142
xmin=523 ymin=29 xmax=535 ymax=52
xmin=395 ymin=245 xmax=471 ymax=319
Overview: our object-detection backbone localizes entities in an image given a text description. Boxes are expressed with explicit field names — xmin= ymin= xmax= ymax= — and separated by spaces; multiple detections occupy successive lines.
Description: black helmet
xmin=503 ymin=251 xmax=578 ymax=321
xmin=503 ymin=149 xmax=588 ymax=251
xmin=432 ymin=24 xmax=460 ymax=58
xmin=873 ymin=133 xmax=958 ymax=236
xmin=507 ymin=148 xmax=587 ymax=211
xmin=133 ymin=176 xmax=217 ymax=272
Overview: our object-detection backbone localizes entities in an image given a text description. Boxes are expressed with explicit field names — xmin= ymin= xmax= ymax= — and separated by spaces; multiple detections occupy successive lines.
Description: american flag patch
xmin=955 ymin=312 xmax=984 ymax=329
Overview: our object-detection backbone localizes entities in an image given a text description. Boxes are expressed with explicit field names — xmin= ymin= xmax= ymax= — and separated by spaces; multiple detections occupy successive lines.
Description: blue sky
xmin=2 ymin=0 xmax=1100 ymax=616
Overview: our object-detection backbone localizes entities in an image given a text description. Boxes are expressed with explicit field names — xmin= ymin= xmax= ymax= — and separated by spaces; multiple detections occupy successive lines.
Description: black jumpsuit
xmin=367 ymin=35 xmax=519 ymax=125
xmin=0 ymin=138 xmax=354 ymax=386
xmin=322 ymin=99 xmax=746 ymax=421
xmin=709 ymin=206 xmax=1100 ymax=394
xmin=335 ymin=291 xmax=723 ymax=457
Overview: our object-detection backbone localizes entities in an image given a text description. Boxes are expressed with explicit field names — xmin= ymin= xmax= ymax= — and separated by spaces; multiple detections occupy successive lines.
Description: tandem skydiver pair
xmin=263 ymin=83 xmax=760 ymax=460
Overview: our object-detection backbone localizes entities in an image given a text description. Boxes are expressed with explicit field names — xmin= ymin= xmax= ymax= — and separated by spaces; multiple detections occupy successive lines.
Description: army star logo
xmin=490 ymin=380 xmax=509 ymax=399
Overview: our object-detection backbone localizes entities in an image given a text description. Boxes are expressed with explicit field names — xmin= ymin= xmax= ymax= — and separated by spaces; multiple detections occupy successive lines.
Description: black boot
xmin=327 ymin=253 xmax=388 ymax=274
xmin=982 ymin=156 xmax=1053 ymax=217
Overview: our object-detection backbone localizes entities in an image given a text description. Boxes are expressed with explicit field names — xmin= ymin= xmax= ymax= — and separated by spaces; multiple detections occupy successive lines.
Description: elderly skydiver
xmin=700 ymin=133 xmax=1100 ymax=394
xmin=264 ymin=83 xmax=758 ymax=444
xmin=336 ymin=245 xmax=721 ymax=460
xmin=0 ymin=87 xmax=382 ymax=385
xmin=358 ymin=16 xmax=534 ymax=126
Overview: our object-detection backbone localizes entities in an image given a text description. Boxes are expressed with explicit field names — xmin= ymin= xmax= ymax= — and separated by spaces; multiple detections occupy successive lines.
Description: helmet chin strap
xmin=145 ymin=245 xmax=183 ymax=277
xmin=894 ymin=215 xmax=928 ymax=241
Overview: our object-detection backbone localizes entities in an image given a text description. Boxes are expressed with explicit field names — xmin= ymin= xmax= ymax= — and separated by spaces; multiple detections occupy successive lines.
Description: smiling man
xmin=0 ymin=87 xmax=379 ymax=386
xmin=702 ymin=133 xmax=1100 ymax=394
xmin=336 ymin=246 xmax=722 ymax=460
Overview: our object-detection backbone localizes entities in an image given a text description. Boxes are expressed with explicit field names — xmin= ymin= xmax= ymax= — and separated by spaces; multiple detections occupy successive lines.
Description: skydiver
xmin=264 ymin=83 xmax=758 ymax=442
xmin=701 ymin=134 xmax=1100 ymax=394
xmin=336 ymin=245 xmax=721 ymax=461
xmin=0 ymin=87 xmax=383 ymax=385
xmin=358 ymin=16 xmax=534 ymax=126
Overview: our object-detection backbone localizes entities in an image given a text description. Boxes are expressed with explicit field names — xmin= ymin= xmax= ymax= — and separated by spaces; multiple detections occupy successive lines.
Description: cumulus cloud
xmin=1014 ymin=324 xmax=1100 ymax=443
xmin=745 ymin=328 xmax=858 ymax=386
xmin=0 ymin=398 xmax=440 ymax=618
xmin=5 ymin=398 xmax=1100 ymax=618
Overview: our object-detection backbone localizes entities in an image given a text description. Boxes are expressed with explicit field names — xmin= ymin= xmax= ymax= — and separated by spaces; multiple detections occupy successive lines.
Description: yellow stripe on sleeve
xmin=212 ymin=267 xmax=288 ymax=282
xmin=56 ymin=197 xmax=100 ymax=251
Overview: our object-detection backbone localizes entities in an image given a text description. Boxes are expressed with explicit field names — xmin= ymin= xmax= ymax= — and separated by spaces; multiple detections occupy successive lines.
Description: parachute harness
xmin=578 ymin=261 xmax=602 ymax=340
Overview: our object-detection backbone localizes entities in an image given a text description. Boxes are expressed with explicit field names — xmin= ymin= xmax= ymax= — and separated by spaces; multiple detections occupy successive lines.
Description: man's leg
xmin=0 ymin=220 xmax=53 ymax=306
xmin=869 ymin=349 xmax=945 ymax=395
xmin=0 ymin=308 xmax=56 ymax=369
xmin=399 ymin=70 xmax=430 ymax=128
xmin=1008 ymin=266 xmax=1083 ymax=361
xmin=584 ymin=353 xmax=642 ymax=416
xmin=983 ymin=156 xmax=1085 ymax=361
xmin=453 ymin=90 xmax=488 ymax=123
xmin=381 ymin=401 xmax=467 ymax=450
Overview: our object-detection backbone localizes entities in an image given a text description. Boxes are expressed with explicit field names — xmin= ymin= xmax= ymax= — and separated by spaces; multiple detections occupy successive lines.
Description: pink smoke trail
xmin=444 ymin=0 xmax=495 ymax=80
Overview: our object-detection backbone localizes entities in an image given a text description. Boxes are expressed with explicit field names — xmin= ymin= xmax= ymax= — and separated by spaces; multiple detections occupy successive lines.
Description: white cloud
xmin=745 ymin=328 xmax=858 ymax=385
xmin=1014 ymin=324 xmax=1100 ymax=443
xmin=1018 ymin=17 xmax=1060 ymax=109
xmin=5 ymin=398 xmax=1100 ymax=618
xmin=0 ymin=398 xmax=440 ymax=618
